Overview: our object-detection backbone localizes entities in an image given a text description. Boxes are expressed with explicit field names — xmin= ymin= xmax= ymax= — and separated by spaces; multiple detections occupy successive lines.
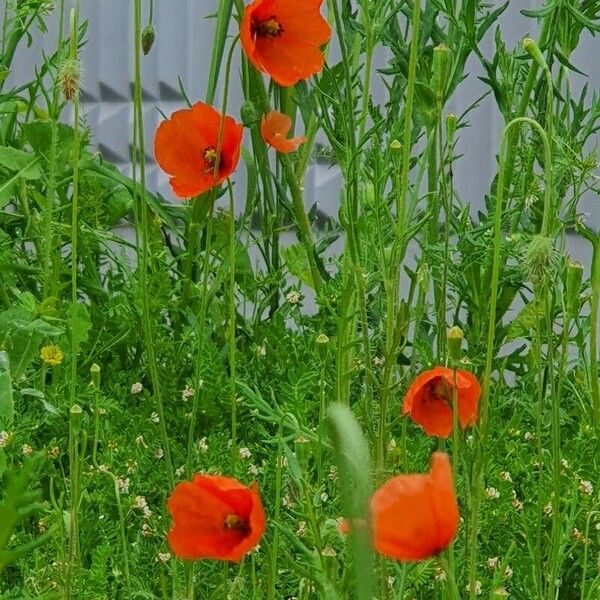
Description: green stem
xmin=467 ymin=117 xmax=552 ymax=599
xmin=132 ymin=0 xmax=175 ymax=490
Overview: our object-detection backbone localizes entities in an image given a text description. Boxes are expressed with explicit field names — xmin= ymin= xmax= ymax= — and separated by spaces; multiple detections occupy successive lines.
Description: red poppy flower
xmin=240 ymin=0 xmax=331 ymax=87
xmin=402 ymin=366 xmax=481 ymax=438
xmin=154 ymin=102 xmax=243 ymax=199
xmin=261 ymin=111 xmax=307 ymax=153
xmin=371 ymin=452 xmax=459 ymax=561
xmin=167 ymin=474 xmax=266 ymax=562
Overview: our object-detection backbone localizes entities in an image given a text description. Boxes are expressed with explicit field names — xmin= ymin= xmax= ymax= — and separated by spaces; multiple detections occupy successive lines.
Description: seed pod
xmin=240 ymin=101 xmax=258 ymax=127
xmin=59 ymin=58 xmax=80 ymax=101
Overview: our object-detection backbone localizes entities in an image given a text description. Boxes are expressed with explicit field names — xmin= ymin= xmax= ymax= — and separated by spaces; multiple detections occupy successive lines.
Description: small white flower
xmin=466 ymin=581 xmax=482 ymax=595
xmin=372 ymin=356 xmax=385 ymax=368
xmin=22 ymin=444 xmax=34 ymax=456
xmin=523 ymin=431 xmax=535 ymax=442
xmin=135 ymin=435 xmax=147 ymax=448
xmin=282 ymin=495 xmax=295 ymax=509
xmin=579 ymin=480 xmax=593 ymax=495
xmin=512 ymin=497 xmax=524 ymax=512
xmin=0 ymin=431 xmax=11 ymax=448
xmin=387 ymin=438 xmax=397 ymax=452
xmin=98 ymin=464 xmax=109 ymax=474
xmin=198 ymin=437 xmax=209 ymax=453
xmin=248 ymin=464 xmax=259 ymax=476
xmin=286 ymin=291 xmax=301 ymax=305
xmin=320 ymin=492 xmax=329 ymax=503
xmin=156 ymin=552 xmax=171 ymax=563
xmin=175 ymin=465 xmax=185 ymax=477
xmin=321 ymin=546 xmax=337 ymax=557
xmin=499 ymin=471 xmax=512 ymax=482
xmin=117 ymin=477 xmax=130 ymax=494
xmin=131 ymin=382 xmax=143 ymax=395
xmin=141 ymin=523 xmax=152 ymax=537
xmin=387 ymin=576 xmax=396 ymax=590
xmin=487 ymin=557 xmax=500 ymax=570
xmin=503 ymin=565 xmax=513 ymax=579
xmin=143 ymin=506 xmax=152 ymax=519
xmin=434 ymin=566 xmax=447 ymax=581
xmin=560 ymin=458 xmax=569 ymax=469
xmin=150 ymin=412 xmax=160 ymax=424
xmin=239 ymin=447 xmax=252 ymax=460
xmin=135 ymin=496 xmax=148 ymax=509
xmin=154 ymin=448 xmax=164 ymax=460
xmin=328 ymin=465 xmax=338 ymax=482
xmin=181 ymin=386 xmax=195 ymax=401
xmin=543 ymin=502 xmax=553 ymax=516
xmin=256 ymin=344 xmax=267 ymax=357
xmin=485 ymin=487 xmax=500 ymax=500
xmin=296 ymin=521 xmax=307 ymax=537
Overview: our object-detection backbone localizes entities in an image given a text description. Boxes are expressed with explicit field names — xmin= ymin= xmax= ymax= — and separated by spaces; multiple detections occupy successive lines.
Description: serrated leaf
xmin=0 ymin=146 xmax=41 ymax=178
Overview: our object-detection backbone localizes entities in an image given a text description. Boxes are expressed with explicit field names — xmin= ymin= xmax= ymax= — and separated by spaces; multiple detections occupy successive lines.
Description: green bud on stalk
xmin=141 ymin=24 xmax=156 ymax=55
xmin=316 ymin=333 xmax=329 ymax=362
xmin=447 ymin=326 xmax=464 ymax=362
xmin=523 ymin=38 xmax=549 ymax=73
xmin=70 ymin=404 xmax=83 ymax=434
xmin=565 ymin=259 xmax=584 ymax=317
xmin=431 ymin=44 xmax=452 ymax=106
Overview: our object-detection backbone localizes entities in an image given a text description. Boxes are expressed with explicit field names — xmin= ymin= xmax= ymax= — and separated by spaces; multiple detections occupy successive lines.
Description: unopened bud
xmin=90 ymin=363 xmax=101 ymax=388
xmin=447 ymin=326 xmax=464 ymax=362
xmin=70 ymin=404 xmax=83 ymax=434
xmin=390 ymin=139 xmax=401 ymax=152
xmin=446 ymin=113 xmax=457 ymax=142
xmin=566 ymin=259 xmax=584 ymax=317
xmin=523 ymin=38 xmax=549 ymax=72
xmin=432 ymin=44 xmax=452 ymax=104
xmin=316 ymin=333 xmax=329 ymax=362
xmin=240 ymin=101 xmax=258 ymax=127
xmin=142 ymin=24 xmax=156 ymax=55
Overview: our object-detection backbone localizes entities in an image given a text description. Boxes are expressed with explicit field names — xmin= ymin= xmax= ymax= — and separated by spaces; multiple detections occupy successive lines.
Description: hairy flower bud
xmin=142 ymin=24 xmax=156 ymax=55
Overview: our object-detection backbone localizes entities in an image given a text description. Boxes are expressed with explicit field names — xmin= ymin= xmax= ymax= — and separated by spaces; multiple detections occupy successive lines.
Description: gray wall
xmin=7 ymin=1 xmax=599 ymax=239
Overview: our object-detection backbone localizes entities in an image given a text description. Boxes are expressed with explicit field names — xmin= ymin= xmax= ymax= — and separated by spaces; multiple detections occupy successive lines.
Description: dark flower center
xmin=253 ymin=16 xmax=283 ymax=38
xmin=429 ymin=378 xmax=452 ymax=403
xmin=203 ymin=146 xmax=219 ymax=168
xmin=224 ymin=513 xmax=250 ymax=533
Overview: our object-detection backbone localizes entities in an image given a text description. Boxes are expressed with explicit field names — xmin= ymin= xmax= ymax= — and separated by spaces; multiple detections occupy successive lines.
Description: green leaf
xmin=0 ymin=146 xmax=41 ymax=178
xmin=0 ymin=351 xmax=13 ymax=430
xmin=22 ymin=121 xmax=74 ymax=165
xmin=282 ymin=243 xmax=314 ymax=289
xmin=506 ymin=301 xmax=544 ymax=341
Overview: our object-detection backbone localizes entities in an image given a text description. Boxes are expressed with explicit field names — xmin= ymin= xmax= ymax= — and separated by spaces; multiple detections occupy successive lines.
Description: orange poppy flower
xmin=154 ymin=102 xmax=243 ymax=199
xmin=240 ymin=0 xmax=331 ymax=87
xmin=371 ymin=452 xmax=459 ymax=561
xmin=261 ymin=111 xmax=307 ymax=153
xmin=402 ymin=366 xmax=481 ymax=438
xmin=167 ymin=474 xmax=266 ymax=562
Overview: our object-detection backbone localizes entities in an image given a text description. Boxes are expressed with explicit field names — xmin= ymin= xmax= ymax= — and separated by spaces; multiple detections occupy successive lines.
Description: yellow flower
xmin=40 ymin=345 xmax=63 ymax=366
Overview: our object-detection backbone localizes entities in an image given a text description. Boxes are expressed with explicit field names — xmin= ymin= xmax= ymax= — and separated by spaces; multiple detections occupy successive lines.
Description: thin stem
xmin=467 ymin=116 xmax=552 ymax=599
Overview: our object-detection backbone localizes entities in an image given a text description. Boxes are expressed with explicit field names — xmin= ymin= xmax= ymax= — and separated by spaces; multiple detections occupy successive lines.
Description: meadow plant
xmin=0 ymin=0 xmax=599 ymax=598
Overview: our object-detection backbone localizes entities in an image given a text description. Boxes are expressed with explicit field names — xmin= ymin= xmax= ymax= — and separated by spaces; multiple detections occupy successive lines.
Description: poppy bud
xmin=446 ymin=326 xmax=463 ymax=361
xmin=524 ymin=235 xmax=556 ymax=285
xmin=523 ymin=38 xmax=549 ymax=72
xmin=240 ymin=100 xmax=259 ymax=127
xmin=446 ymin=113 xmax=457 ymax=142
xmin=316 ymin=333 xmax=329 ymax=362
xmin=431 ymin=44 xmax=452 ymax=105
xmin=90 ymin=363 xmax=101 ymax=388
xmin=70 ymin=404 xmax=83 ymax=434
xmin=294 ymin=436 xmax=311 ymax=472
xmin=565 ymin=259 xmax=584 ymax=317
xmin=141 ymin=24 xmax=156 ymax=55
xmin=390 ymin=139 xmax=401 ymax=152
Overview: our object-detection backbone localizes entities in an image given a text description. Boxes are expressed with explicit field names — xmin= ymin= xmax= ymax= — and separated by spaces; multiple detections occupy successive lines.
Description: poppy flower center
xmin=253 ymin=16 xmax=283 ymax=38
xmin=430 ymin=379 xmax=452 ymax=402
xmin=224 ymin=513 xmax=250 ymax=533
xmin=203 ymin=146 xmax=219 ymax=168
